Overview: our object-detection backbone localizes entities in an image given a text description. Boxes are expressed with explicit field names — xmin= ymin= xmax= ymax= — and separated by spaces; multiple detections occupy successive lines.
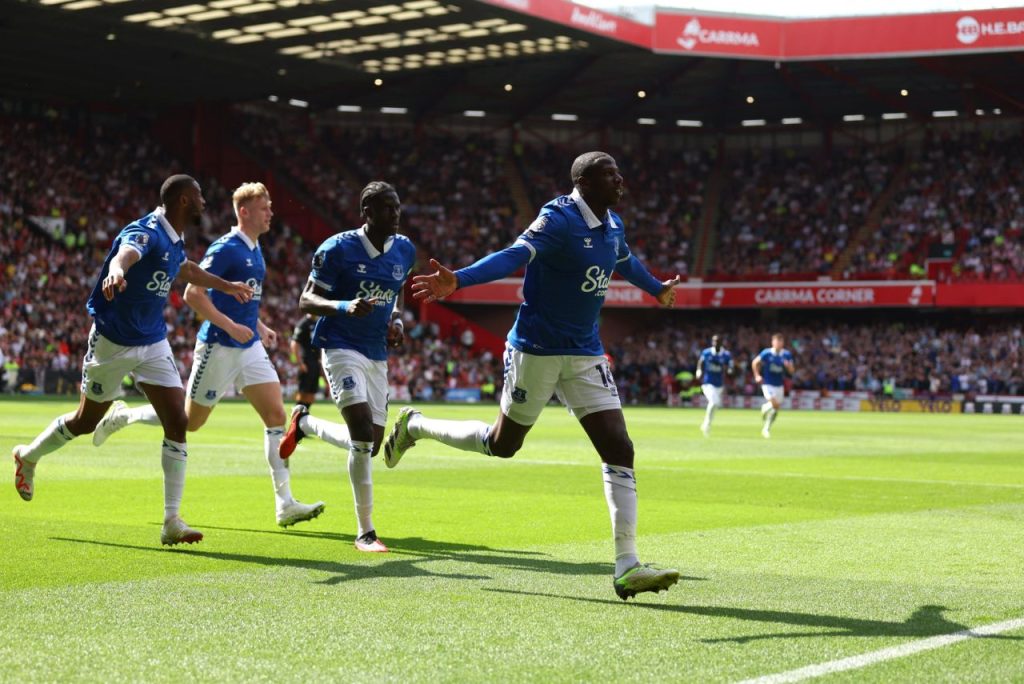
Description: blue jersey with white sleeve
xmin=699 ymin=347 xmax=733 ymax=387
xmin=309 ymin=227 xmax=416 ymax=361
xmin=196 ymin=229 xmax=264 ymax=349
xmin=456 ymin=188 xmax=664 ymax=357
xmin=757 ymin=348 xmax=793 ymax=386
xmin=87 ymin=207 xmax=186 ymax=346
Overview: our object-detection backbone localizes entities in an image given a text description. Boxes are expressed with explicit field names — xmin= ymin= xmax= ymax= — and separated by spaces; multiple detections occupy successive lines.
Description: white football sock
xmin=603 ymin=464 xmax=639 ymax=576
xmin=126 ymin=405 xmax=160 ymax=426
xmin=301 ymin=414 xmax=351 ymax=450
xmin=704 ymin=402 xmax=716 ymax=426
xmin=20 ymin=413 xmax=76 ymax=463
xmin=264 ymin=426 xmax=293 ymax=510
xmin=407 ymin=414 xmax=491 ymax=455
xmin=348 ymin=440 xmax=374 ymax=536
xmin=161 ymin=439 xmax=188 ymax=521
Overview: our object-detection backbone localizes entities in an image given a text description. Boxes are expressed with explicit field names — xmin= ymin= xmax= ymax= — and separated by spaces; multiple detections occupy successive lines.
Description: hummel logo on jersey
xmin=245 ymin=258 xmax=253 ymax=267
xmin=583 ymin=237 xmax=593 ymax=249
xmin=357 ymin=264 xmax=367 ymax=274
xmin=161 ymin=252 xmax=169 ymax=262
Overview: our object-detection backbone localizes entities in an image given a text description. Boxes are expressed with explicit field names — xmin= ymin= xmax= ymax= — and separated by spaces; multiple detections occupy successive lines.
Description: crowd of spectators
xmin=608 ymin=318 xmax=1024 ymax=404
xmin=710 ymin=147 xmax=896 ymax=279
xmin=846 ymin=131 xmax=1024 ymax=280
xmin=3 ymin=107 xmax=1023 ymax=403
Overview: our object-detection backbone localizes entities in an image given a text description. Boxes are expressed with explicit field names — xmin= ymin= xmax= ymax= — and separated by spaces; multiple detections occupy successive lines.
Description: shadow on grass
xmin=50 ymin=534 xmax=647 ymax=586
xmin=483 ymin=589 xmax=1023 ymax=643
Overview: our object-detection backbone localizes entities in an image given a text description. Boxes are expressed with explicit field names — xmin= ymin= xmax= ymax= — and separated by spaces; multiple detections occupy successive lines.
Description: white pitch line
xmin=737 ymin=617 xmax=1024 ymax=684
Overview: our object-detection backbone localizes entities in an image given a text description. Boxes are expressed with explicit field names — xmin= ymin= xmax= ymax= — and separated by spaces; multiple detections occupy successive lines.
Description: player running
xmin=696 ymin=334 xmax=734 ymax=437
xmin=91 ymin=182 xmax=325 ymax=528
xmin=12 ymin=175 xmax=252 ymax=545
xmin=278 ymin=182 xmax=415 ymax=553
xmin=290 ymin=313 xmax=322 ymax=412
xmin=751 ymin=332 xmax=795 ymax=439
xmin=386 ymin=151 xmax=682 ymax=600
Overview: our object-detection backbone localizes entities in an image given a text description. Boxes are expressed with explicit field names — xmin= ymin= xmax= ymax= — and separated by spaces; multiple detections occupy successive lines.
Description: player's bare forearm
xmin=184 ymin=284 xmax=237 ymax=332
xmin=101 ymin=246 xmax=142 ymax=300
xmin=299 ymin=285 xmax=344 ymax=317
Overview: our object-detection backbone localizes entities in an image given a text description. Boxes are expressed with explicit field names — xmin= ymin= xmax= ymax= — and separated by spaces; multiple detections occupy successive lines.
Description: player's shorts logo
xmin=90 ymin=381 xmax=103 ymax=396
xmin=511 ymin=387 xmax=528 ymax=404
xmin=342 ymin=376 xmax=356 ymax=390
xmin=313 ymin=252 xmax=325 ymax=269
xmin=205 ymin=389 xmax=217 ymax=401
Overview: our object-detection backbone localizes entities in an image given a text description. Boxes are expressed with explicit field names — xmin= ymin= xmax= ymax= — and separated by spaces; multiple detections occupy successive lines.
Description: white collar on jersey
xmin=229 ymin=226 xmax=257 ymax=250
xmin=358 ymin=224 xmax=394 ymax=258
xmin=152 ymin=206 xmax=182 ymax=243
xmin=569 ymin=187 xmax=610 ymax=230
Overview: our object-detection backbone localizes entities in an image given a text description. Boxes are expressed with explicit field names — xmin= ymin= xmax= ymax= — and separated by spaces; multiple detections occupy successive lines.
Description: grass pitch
xmin=2 ymin=397 xmax=1023 ymax=682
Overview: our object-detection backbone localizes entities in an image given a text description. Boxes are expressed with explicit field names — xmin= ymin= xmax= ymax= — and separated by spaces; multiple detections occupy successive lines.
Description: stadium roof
xmin=2 ymin=0 xmax=1022 ymax=130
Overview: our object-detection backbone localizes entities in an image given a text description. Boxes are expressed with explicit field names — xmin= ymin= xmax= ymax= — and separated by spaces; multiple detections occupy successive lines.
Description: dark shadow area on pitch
xmin=174 ymin=524 xmax=617 ymax=578
xmin=51 ymin=535 xmax=634 ymax=585
xmin=484 ymin=589 xmax=1023 ymax=643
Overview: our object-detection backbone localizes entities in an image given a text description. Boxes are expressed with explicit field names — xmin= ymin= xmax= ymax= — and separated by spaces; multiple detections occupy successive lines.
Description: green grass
xmin=2 ymin=398 xmax=1023 ymax=682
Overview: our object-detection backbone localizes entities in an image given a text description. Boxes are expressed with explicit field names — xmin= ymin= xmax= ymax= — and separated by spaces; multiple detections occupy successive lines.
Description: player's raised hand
xmin=345 ymin=297 xmax=380 ymax=317
xmin=656 ymin=275 xmax=682 ymax=307
xmin=101 ymin=267 xmax=127 ymax=301
xmin=411 ymin=259 xmax=457 ymax=303
xmin=228 ymin=322 xmax=255 ymax=345
xmin=225 ymin=281 xmax=254 ymax=304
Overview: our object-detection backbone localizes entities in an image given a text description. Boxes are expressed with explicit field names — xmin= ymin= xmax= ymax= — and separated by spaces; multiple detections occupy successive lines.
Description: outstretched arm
xmin=412 ymin=244 xmax=532 ymax=303
xmin=614 ymin=254 xmax=682 ymax=307
xmin=178 ymin=260 xmax=252 ymax=303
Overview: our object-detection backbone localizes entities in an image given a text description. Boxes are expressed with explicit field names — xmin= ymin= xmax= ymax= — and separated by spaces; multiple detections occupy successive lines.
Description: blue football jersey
xmin=309 ymin=227 xmax=416 ymax=361
xmin=757 ymin=348 xmax=793 ymax=386
xmin=196 ymin=229 xmax=264 ymax=349
xmin=507 ymin=189 xmax=656 ymax=356
xmin=700 ymin=347 xmax=733 ymax=387
xmin=87 ymin=208 xmax=187 ymax=346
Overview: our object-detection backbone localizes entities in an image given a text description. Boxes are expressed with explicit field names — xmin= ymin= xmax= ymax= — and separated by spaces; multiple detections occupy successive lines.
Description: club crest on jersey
xmin=357 ymin=264 xmax=367 ymax=274
xmin=511 ymin=387 xmax=528 ymax=404
xmin=342 ymin=376 xmax=356 ymax=390
xmin=525 ymin=216 xmax=547 ymax=238
xmin=392 ymin=264 xmax=405 ymax=280
xmin=205 ymin=390 xmax=217 ymax=401
xmin=127 ymin=232 xmax=149 ymax=247
xmin=583 ymin=237 xmax=593 ymax=249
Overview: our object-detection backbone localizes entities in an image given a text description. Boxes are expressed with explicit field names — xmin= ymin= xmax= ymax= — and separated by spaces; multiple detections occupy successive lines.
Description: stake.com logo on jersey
xmin=580 ymin=266 xmax=611 ymax=296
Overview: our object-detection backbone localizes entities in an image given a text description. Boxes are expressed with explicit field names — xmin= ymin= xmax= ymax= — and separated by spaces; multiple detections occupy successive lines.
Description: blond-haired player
xmin=93 ymin=182 xmax=325 ymax=527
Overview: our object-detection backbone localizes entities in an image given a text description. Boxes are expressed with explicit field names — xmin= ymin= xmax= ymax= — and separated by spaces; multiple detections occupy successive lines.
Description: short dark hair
xmin=570 ymin=151 xmax=614 ymax=185
xmin=160 ymin=174 xmax=197 ymax=206
xmin=772 ymin=332 xmax=784 ymax=340
xmin=360 ymin=181 xmax=397 ymax=210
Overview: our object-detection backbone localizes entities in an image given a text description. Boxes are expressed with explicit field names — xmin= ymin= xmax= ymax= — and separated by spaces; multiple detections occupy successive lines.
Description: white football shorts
xmin=761 ymin=384 xmax=785 ymax=403
xmin=322 ymin=348 xmax=389 ymax=426
xmin=500 ymin=344 xmax=620 ymax=426
xmin=701 ymin=384 xmax=724 ymax=407
xmin=81 ymin=325 xmax=182 ymax=403
xmin=187 ymin=340 xmax=279 ymax=407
